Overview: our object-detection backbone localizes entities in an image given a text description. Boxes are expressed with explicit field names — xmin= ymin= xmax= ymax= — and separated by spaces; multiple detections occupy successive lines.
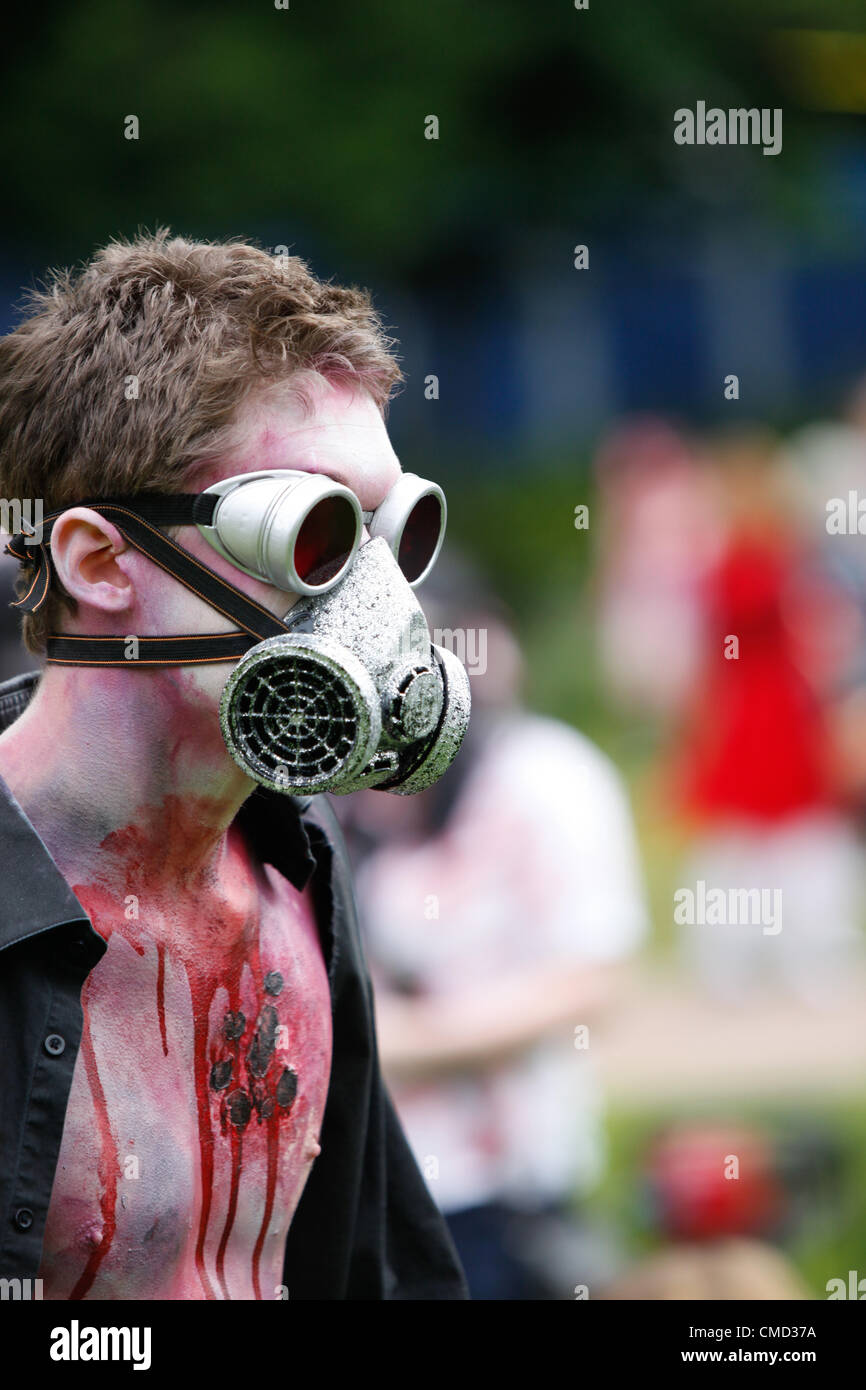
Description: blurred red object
xmin=678 ymin=533 xmax=836 ymax=822
xmin=647 ymin=1124 xmax=782 ymax=1241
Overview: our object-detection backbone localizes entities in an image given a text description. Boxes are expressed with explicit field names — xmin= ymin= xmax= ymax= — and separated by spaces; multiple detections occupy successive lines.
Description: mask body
xmin=219 ymin=538 xmax=471 ymax=796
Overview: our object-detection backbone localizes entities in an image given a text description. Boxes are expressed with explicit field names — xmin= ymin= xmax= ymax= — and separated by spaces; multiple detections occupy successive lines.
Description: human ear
xmin=49 ymin=507 xmax=134 ymax=614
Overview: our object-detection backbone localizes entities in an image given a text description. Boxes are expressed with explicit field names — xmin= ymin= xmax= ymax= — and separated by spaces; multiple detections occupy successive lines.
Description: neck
xmin=0 ymin=664 xmax=256 ymax=887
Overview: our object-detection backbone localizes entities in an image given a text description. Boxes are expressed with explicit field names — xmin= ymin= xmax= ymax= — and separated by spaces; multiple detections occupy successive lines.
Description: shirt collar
xmin=0 ymin=768 xmax=94 ymax=954
xmin=0 ymin=671 xmax=318 ymax=955
xmin=234 ymin=786 xmax=317 ymax=891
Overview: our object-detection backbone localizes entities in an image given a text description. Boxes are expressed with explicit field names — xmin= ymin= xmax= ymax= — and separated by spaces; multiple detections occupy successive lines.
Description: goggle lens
xmin=397 ymin=493 xmax=443 ymax=583
xmin=293 ymin=494 xmax=358 ymax=587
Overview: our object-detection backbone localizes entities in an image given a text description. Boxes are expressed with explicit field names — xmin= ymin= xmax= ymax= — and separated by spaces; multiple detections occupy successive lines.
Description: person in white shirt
xmin=342 ymin=567 xmax=649 ymax=1298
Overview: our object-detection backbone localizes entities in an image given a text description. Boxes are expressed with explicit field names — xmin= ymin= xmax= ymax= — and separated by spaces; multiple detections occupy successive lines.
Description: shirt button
xmin=44 ymin=1034 xmax=66 ymax=1056
xmin=13 ymin=1208 xmax=33 ymax=1232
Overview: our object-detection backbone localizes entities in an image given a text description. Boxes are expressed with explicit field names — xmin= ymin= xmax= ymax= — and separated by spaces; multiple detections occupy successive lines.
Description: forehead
xmin=193 ymin=375 xmax=403 ymax=511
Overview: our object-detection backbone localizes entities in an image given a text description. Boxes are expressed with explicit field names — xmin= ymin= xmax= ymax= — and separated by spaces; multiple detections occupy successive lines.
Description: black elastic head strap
xmin=4 ymin=494 xmax=291 ymax=668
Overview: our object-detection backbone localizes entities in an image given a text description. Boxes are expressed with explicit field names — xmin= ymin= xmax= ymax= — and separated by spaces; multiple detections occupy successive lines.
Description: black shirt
xmin=0 ymin=670 xmax=468 ymax=1300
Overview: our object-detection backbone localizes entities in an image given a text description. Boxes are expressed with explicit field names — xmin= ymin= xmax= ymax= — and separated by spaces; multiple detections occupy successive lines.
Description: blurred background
xmin=3 ymin=0 xmax=866 ymax=1298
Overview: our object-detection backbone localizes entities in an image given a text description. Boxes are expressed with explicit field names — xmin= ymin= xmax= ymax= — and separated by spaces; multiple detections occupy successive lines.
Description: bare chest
xmin=39 ymin=865 xmax=332 ymax=1300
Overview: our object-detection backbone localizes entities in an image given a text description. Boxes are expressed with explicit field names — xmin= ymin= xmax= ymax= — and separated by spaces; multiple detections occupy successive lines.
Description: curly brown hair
xmin=0 ymin=228 xmax=403 ymax=653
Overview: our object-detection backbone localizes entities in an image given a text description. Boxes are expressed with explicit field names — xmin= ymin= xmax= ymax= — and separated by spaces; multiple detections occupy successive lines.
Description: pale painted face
xmin=186 ymin=374 xmax=402 ymax=613
xmin=131 ymin=374 xmax=404 ymax=706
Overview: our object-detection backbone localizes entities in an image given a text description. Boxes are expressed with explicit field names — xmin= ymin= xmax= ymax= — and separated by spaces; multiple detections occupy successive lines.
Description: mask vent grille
xmin=221 ymin=639 xmax=375 ymax=793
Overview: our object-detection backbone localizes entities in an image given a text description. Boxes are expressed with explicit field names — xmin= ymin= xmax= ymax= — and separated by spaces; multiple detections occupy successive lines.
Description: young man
xmin=0 ymin=231 xmax=469 ymax=1300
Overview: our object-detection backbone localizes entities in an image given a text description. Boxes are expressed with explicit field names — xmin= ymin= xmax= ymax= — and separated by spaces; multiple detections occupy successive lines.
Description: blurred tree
xmin=2 ymin=0 xmax=862 ymax=275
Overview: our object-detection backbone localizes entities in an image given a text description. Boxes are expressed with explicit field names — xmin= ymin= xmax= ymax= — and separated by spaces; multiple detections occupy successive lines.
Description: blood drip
xmin=68 ymin=992 xmax=120 ymax=1300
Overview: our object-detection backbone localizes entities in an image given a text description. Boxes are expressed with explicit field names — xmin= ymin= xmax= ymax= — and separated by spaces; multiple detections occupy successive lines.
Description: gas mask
xmin=5 ymin=470 xmax=471 ymax=796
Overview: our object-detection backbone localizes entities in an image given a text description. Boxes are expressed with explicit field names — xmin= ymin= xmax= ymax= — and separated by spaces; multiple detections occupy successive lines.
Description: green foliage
xmin=1 ymin=0 xmax=853 ymax=270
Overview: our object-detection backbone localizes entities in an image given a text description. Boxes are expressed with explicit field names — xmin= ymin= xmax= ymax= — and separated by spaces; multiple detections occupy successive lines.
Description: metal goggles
xmin=198 ymin=469 xmax=447 ymax=596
